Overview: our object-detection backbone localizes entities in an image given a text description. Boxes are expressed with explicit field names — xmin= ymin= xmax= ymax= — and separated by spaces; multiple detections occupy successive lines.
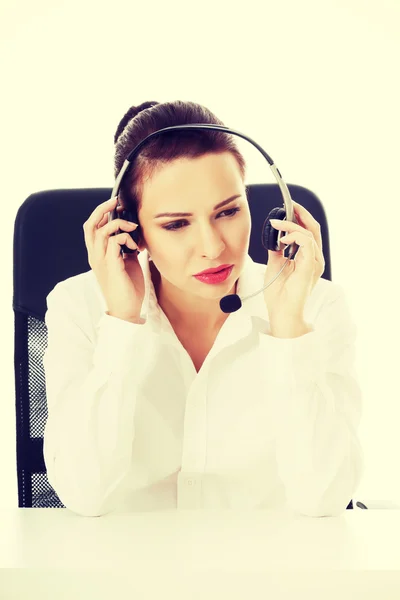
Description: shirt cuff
xmin=259 ymin=327 xmax=327 ymax=384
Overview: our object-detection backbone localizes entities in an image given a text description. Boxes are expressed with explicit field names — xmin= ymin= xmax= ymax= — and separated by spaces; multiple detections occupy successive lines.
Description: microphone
xmin=220 ymin=294 xmax=242 ymax=313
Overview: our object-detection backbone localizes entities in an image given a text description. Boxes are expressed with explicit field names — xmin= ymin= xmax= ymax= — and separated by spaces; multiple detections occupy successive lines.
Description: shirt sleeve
xmin=42 ymin=281 xmax=158 ymax=517
xmin=258 ymin=283 xmax=364 ymax=517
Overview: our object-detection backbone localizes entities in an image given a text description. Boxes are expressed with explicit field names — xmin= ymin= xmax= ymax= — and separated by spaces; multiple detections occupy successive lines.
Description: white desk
xmin=0 ymin=508 xmax=399 ymax=599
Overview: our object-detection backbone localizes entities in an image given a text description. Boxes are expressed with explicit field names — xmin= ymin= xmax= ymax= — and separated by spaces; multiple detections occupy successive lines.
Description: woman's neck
xmin=150 ymin=261 xmax=230 ymax=334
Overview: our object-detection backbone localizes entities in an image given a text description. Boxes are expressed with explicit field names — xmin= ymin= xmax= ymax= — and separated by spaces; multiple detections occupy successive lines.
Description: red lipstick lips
xmin=193 ymin=265 xmax=234 ymax=285
xmin=194 ymin=264 xmax=233 ymax=276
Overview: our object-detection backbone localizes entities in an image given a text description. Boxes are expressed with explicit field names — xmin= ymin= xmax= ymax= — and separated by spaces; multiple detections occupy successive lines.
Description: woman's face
xmin=136 ymin=151 xmax=251 ymax=308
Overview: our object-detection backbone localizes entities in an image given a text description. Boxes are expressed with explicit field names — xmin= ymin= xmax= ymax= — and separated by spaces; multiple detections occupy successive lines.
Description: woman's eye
xmin=162 ymin=207 xmax=241 ymax=231
xmin=219 ymin=207 xmax=241 ymax=218
xmin=163 ymin=220 xmax=185 ymax=231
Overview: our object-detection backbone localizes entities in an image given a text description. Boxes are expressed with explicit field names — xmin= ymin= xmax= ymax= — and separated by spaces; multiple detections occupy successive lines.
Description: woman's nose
xmin=197 ymin=225 xmax=225 ymax=258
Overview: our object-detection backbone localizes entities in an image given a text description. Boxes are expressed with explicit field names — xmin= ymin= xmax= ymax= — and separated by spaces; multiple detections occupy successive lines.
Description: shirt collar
xmin=139 ymin=250 xmax=269 ymax=345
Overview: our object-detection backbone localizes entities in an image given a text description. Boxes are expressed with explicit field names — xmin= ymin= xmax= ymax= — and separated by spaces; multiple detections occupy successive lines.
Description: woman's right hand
xmin=83 ymin=196 xmax=145 ymax=323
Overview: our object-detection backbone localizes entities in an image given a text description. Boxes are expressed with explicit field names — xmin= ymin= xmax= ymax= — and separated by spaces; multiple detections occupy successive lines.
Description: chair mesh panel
xmin=28 ymin=316 xmax=48 ymax=439
xmin=26 ymin=315 xmax=65 ymax=508
xmin=32 ymin=472 xmax=64 ymax=508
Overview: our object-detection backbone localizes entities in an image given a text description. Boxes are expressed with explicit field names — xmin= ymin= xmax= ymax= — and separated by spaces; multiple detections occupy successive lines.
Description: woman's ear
xmin=137 ymin=240 xmax=147 ymax=253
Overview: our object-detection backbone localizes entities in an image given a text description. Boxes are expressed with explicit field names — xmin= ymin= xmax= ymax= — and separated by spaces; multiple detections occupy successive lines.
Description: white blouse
xmin=42 ymin=249 xmax=364 ymax=517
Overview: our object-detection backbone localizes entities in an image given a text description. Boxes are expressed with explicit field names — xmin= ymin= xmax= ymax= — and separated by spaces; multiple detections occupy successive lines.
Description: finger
xmin=280 ymin=230 xmax=323 ymax=266
xmin=96 ymin=213 xmax=109 ymax=229
xmin=83 ymin=196 xmax=119 ymax=245
xmin=270 ymin=218 xmax=319 ymax=255
xmin=270 ymin=219 xmax=313 ymax=249
xmin=97 ymin=204 xmax=129 ymax=230
xmin=98 ymin=218 xmax=138 ymax=237
xmin=270 ymin=218 xmax=313 ymax=236
xmin=281 ymin=230 xmax=316 ymax=256
xmin=95 ymin=196 xmax=119 ymax=225
xmin=88 ymin=197 xmax=119 ymax=230
xmin=291 ymin=201 xmax=323 ymax=250
xmin=106 ymin=231 xmax=138 ymax=261
xmin=97 ymin=208 xmax=122 ymax=229
xmin=282 ymin=223 xmax=325 ymax=262
xmin=94 ymin=219 xmax=138 ymax=258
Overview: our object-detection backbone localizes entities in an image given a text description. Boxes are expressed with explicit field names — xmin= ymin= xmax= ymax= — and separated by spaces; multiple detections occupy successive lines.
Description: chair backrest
xmin=13 ymin=183 xmax=341 ymax=509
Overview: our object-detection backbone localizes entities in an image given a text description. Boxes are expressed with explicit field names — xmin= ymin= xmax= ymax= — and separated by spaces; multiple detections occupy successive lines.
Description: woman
xmin=43 ymin=100 xmax=364 ymax=517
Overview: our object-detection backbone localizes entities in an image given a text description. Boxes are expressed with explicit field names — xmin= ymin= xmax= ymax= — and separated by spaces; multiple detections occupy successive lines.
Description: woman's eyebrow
xmin=153 ymin=194 xmax=242 ymax=219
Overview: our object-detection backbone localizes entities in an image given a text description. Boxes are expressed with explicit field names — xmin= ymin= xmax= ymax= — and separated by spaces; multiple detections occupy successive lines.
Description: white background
xmin=1 ymin=0 xmax=399 ymax=509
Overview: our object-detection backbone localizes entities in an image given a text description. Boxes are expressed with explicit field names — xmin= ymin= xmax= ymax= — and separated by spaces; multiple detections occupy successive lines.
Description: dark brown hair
xmin=113 ymin=100 xmax=247 ymax=228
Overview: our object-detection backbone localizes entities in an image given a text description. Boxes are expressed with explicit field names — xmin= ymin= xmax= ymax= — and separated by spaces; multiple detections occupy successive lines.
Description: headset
xmin=108 ymin=124 xmax=300 ymax=314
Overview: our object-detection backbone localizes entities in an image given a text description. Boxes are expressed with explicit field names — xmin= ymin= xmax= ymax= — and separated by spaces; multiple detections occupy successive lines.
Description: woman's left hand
xmin=263 ymin=200 xmax=325 ymax=324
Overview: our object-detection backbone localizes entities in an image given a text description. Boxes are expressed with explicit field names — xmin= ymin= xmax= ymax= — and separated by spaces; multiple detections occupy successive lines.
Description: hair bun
xmin=114 ymin=101 xmax=159 ymax=144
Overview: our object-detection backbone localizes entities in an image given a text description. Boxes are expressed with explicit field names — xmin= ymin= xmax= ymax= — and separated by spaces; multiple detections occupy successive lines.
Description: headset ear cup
xmin=262 ymin=207 xmax=286 ymax=251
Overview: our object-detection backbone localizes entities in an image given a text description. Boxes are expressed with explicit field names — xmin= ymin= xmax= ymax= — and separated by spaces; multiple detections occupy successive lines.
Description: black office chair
xmin=12 ymin=183 xmax=362 ymax=510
